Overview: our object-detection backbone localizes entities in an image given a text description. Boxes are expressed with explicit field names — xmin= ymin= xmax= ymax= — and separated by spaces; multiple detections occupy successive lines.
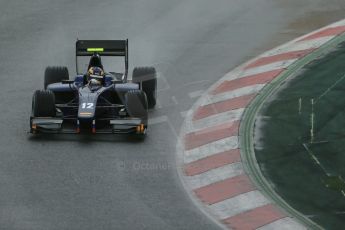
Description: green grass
xmin=255 ymin=42 xmax=345 ymax=229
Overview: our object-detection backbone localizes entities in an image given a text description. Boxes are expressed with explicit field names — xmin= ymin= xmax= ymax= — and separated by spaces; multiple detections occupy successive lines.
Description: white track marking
xmin=209 ymin=191 xmax=271 ymax=219
xmin=315 ymin=73 xmax=345 ymax=103
xmin=186 ymin=163 xmax=244 ymax=190
xmin=180 ymin=110 xmax=190 ymax=118
xmin=257 ymin=217 xmax=307 ymax=230
xmin=310 ymin=99 xmax=315 ymax=143
xmin=171 ymin=96 xmax=178 ymax=105
xmin=303 ymin=143 xmax=330 ymax=175
xmin=240 ymin=59 xmax=297 ymax=78
xmin=184 ymin=136 xmax=239 ymax=164
xmin=157 ymin=74 xmax=171 ymax=92
xmin=148 ymin=116 xmax=168 ymax=125
xmin=200 ymin=84 xmax=265 ymax=106
xmin=189 ymin=90 xmax=204 ymax=99
xmin=190 ymin=109 xmax=244 ymax=132
xmin=263 ymin=36 xmax=334 ymax=57
xmin=221 ymin=69 xmax=243 ymax=82
xmin=155 ymin=98 xmax=163 ymax=109
xmin=330 ymin=19 xmax=345 ymax=27
xmin=298 ymin=98 xmax=302 ymax=115
xmin=221 ymin=59 xmax=297 ymax=83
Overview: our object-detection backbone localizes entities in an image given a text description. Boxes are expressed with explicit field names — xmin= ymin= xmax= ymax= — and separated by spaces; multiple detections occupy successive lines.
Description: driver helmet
xmin=87 ymin=66 xmax=104 ymax=85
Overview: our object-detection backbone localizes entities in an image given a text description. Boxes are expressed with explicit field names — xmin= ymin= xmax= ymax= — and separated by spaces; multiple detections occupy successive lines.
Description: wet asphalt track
xmin=1 ymin=0 xmax=345 ymax=229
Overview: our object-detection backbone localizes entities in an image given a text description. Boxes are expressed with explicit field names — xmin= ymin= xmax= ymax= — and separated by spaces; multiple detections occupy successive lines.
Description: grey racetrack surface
xmin=1 ymin=1 xmax=345 ymax=229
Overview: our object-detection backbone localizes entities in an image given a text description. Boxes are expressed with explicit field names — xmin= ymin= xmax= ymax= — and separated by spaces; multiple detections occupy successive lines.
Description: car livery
xmin=30 ymin=40 xmax=157 ymax=137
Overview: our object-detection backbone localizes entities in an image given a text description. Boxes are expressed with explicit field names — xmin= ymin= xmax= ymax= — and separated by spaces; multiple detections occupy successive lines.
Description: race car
xmin=30 ymin=40 xmax=157 ymax=137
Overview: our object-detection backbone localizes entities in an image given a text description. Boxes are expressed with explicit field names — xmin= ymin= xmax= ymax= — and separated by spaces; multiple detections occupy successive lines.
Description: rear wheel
xmin=125 ymin=90 xmax=148 ymax=137
xmin=44 ymin=66 xmax=69 ymax=89
xmin=132 ymin=67 xmax=157 ymax=109
xmin=32 ymin=90 xmax=56 ymax=117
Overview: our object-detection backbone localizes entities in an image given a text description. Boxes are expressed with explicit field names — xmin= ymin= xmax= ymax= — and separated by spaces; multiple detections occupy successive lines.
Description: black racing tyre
xmin=32 ymin=90 xmax=56 ymax=117
xmin=125 ymin=90 xmax=148 ymax=123
xmin=132 ymin=67 xmax=157 ymax=109
xmin=44 ymin=66 xmax=69 ymax=89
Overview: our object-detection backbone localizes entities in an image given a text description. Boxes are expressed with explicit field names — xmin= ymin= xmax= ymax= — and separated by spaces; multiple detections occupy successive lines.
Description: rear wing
xmin=75 ymin=39 xmax=129 ymax=80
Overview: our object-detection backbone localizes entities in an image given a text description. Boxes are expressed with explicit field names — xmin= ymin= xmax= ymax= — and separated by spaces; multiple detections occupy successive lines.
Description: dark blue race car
xmin=30 ymin=40 xmax=157 ymax=137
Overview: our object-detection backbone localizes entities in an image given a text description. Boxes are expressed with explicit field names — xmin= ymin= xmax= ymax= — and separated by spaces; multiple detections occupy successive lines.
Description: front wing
xmin=30 ymin=117 xmax=146 ymax=134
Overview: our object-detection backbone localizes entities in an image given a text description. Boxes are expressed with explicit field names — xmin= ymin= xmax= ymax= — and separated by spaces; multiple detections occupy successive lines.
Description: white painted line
xmin=186 ymin=163 xmax=244 ymax=190
xmin=180 ymin=111 xmax=188 ymax=118
xmin=221 ymin=69 xmax=243 ymax=82
xmin=210 ymin=190 xmax=271 ymax=219
xmin=184 ymin=136 xmax=239 ymax=164
xmin=221 ymin=59 xmax=297 ymax=83
xmin=298 ymin=98 xmax=302 ymax=115
xmin=155 ymin=98 xmax=163 ymax=109
xmin=240 ymin=59 xmax=297 ymax=78
xmin=171 ymin=96 xmax=178 ymax=105
xmin=190 ymin=108 xmax=244 ymax=132
xmin=329 ymin=19 xmax=345 ymax=27
xmin=200 ymin=84 xmax=265 ymax=106
xmin=189 ymin=90 xmax=204 ymax=99
xmin=180 ymin=109 xmax=193 ymax=118
xmin=263 ymin=36 xmax=333 ymax=57
xmin=148 ymin=116 xmax=168 ymax=125
xmin=157 ymin=74 xmax=171 ymax=92
xmin=257 ymin=217 xmax=307 ymax=230
xmin=315 ymin=73 xmax=345 ymax=103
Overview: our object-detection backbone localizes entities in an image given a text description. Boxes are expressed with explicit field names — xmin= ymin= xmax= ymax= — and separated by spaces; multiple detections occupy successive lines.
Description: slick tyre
xmin=125 ymin=90 xmax=148 ymax=138
xmin=132 ymin=67 xmax=157 ymax=109
xmin=125 ymin=90 xmax=148 ymax=122
xmin=32 ymin=90 xmax=56 ymax=117
xmin=44 ymin=66 xmax=69 ymax=89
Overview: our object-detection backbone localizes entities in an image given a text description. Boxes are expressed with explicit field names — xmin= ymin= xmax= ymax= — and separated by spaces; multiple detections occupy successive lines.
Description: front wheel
xmin=32 ymin=90 xmax=56 ymax=117
xmin=125 ymin=89 xmax=148 ymax=121
xmin=30 ymin=90 xmax=56 ymax=133
xmin=125 ymin=89 xmax=148 ymax=137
